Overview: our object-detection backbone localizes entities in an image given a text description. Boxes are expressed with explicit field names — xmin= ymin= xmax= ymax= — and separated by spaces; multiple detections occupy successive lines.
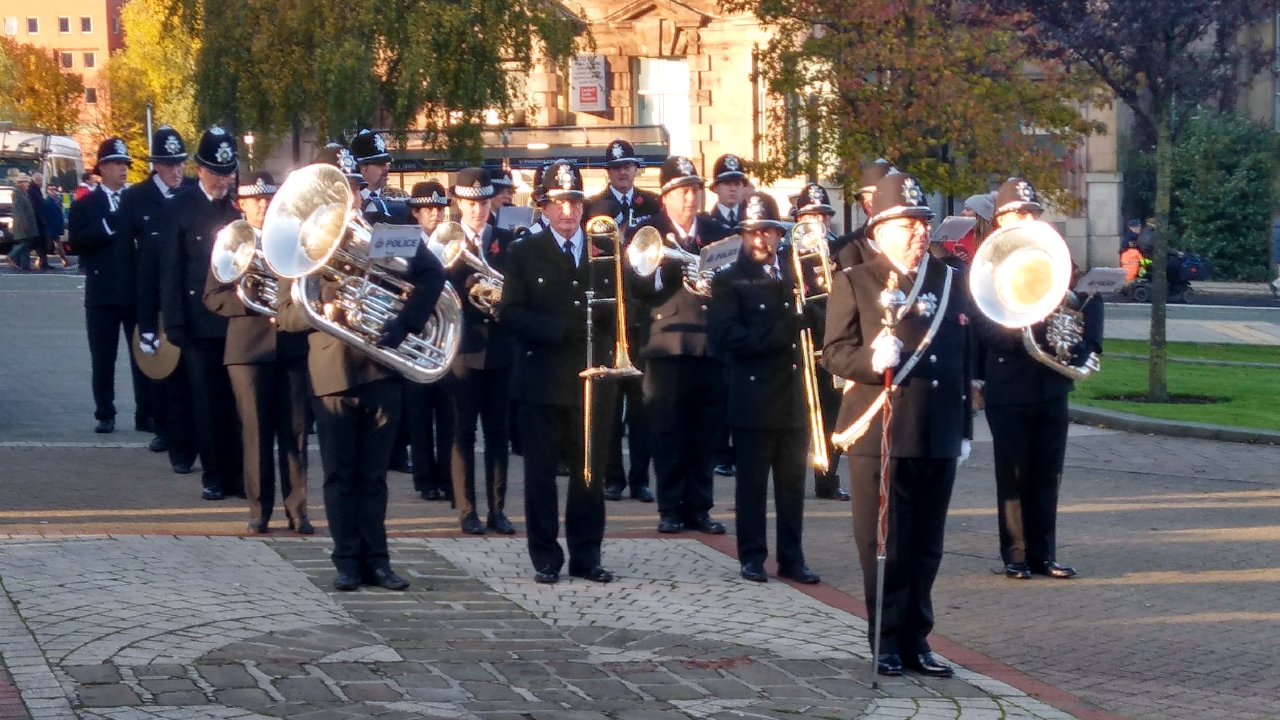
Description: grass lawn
xmin=1073 ymin=343 xmax=1280 ymax=430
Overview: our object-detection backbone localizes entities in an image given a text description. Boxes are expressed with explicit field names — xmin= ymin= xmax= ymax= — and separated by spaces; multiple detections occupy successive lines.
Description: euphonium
xmin=210 ymin=219 xmax=279 ymax=316
xmin=969 ymin=219 xmax=1100 ymax=380
xmin=260 ymin=163 xmax=462 ymax=384
xmin=438 ymin=221 xmax=504 ymax=316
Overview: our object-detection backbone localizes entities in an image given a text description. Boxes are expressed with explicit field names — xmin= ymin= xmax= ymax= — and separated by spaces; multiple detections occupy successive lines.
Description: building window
xmin=112 ymin=15 xmax=120 ymax=33
xmin=58 ymin=16 xmax=69 ymax=33
xmin=85 ymin=88 xmax=97 ymax=104
xmin=3 ymin=17 xmax=15 ymax=36
xmin=635 ymin=58 xmax=692 ymax=157
xmin=60 ymin=52 xmax=72 ymax=69
xmin=26 ymin=17 xmax=37 ymax=34
xmin=80 ymin=16 xmax=92 ymax=33
xmin=83 ymin=52 xmax=94 ymax=69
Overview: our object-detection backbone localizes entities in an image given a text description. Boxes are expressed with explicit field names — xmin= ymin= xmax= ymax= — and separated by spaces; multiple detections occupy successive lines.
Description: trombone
xmin=580 ymin=216 xmax=643 ymax=487
xmin=788 ymin=218 xmax=834 ymax=474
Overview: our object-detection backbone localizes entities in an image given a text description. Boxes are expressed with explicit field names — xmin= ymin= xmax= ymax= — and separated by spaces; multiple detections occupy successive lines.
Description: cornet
xmin=210 ymin=219 xmax=279 ymax=316
xmin=626 ymin=227 xmax=724 ymax=296
xmin=437 ymin=222 xmax=504 ymax=316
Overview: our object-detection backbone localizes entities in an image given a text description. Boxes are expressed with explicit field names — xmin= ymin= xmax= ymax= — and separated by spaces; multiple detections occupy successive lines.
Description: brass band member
xmin=350 ymin=128 xmax=406 ymax=224
xmin=709 ymin=154 xmax=748 ymax=228
xmin=832 ymin=159 xmax=896 ymax=269
xmin=153 ymin=127 xmax=244 ymax=501
xmin=498 ymin=159 xmax=617 ymax=584
xmin=630 ymin=157 xmax=734 ymax=535
xmin=584 ymin=139 xmax=657 ymax=229
xmin=823 ymin=173 xmax=973 ymax=678
xmin=277 ymin=142 xmax=446 ymax=591
xmin=708 ymin=192 xmax=821 ymax=584
xmin=203 ymin=173 xmax=312 ymax=535
xmin=447 ymin=168 xmax=517 ymax=536
xmin=406 ymin=181 xmax=456 ymax=502
xmin=975 ymin=178 xmax=1102 ymax=581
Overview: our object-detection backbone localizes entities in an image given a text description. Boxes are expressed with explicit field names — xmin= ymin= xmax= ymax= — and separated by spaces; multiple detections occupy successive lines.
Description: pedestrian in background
xmin=5 ymin=170 xmax=41 ymax=270
xmin=43 ymin=183 xmax=70 ymax=269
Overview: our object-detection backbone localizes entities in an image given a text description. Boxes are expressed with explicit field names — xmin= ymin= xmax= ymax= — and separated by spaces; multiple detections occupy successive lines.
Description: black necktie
xmin=562 ymin=239 xmax=575 ymax=266
xmin=766 ymin=265 xmax=777 ymax=280
xmin=727 ymin=209 xmax=736 ymax=225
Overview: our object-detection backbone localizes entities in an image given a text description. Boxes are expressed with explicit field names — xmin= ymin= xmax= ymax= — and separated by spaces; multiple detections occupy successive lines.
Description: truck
xmin=1 ymin=123 xmax=86 ymax=252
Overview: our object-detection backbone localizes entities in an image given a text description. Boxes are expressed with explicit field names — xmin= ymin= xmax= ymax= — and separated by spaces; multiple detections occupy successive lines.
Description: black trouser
xmin=228 ymin=359 xmax=309 ymax=524
xmin=390 ymin=385 xmax=411 ymax=471
xmin=813 ymin=367 xmax=843 ymax=495
xmin=315 ymin=378 xmax=402 ymax=576
xmin=409 ymin=376 xmax=455 ymax=496
xmin=184 ymin=337 xmax=242 ymax=494
xmin=160 ymin=357 xmax=198 ymax=466
xmin=849 ymin=455 xmax=956 ymax=657
xmin=605 ymin=374 xmax=650 ymax=494
xmin=451 ymin=365 xmax=510 ymax=519
xmin=645 ymin=356 xmax=725 ymax=522
xmin=986 ymin=397 xmax=1070 ymax=566
xmin=519 ymin=387 xmax=615 ymax=574
xmin=733 ymin=426 xmax=808 ymax=570
xmin=85 ymin=304 xmax=146 ymax=423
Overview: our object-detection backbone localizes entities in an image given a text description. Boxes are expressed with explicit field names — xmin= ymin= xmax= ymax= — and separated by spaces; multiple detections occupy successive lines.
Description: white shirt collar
xmin=671 ymin=216 xmax=697 ymax=241
xmin=717 ymin=203 xmax=737 ymax=219
xmin=151 ymin=173 xmax=178 ymax=198
xmin=198 ymin=182 xmax=221 ymax=203
xmin=610 ymin=186 xmax=634 ymax=204
xmin=550 ymin=227 xmax=584 ymax=264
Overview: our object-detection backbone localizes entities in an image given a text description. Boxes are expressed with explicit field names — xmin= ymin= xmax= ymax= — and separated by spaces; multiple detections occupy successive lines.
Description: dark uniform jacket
xmin=708 ymin=247 xmax=818 ymax=430
xmin=361 ymin=190 xmax=410 ymax=225
xmin=276 ymin=242 xmax=447 ymax=396
xmin=628 ymin=212 xmax=733 ymax=359
xmin=449 ymin=224 xmax=516 ymax=370
xmin=203 ymin=265 xmax=308 ymax=366
xmin=974 ymin=295 xmax=1103 ymax=407
xmin=822 ymin=253 xmax=973 ymax=458
xmin=710 ymin=203 xmax=746 ymax=229
xmin=67 ymin=185 xmax=134 ymax=308
xmin=498 ymin=228 xmax=617 ymax=407
xmin=831 ymin=224 xmax=876 ymax=270
xmin=120 ymin=176 xmax=175 ymax=329
xmin=584 ymin=186 xmax=659 ymax=229
xmin=153 ymin=185 xmax=241 ymax=343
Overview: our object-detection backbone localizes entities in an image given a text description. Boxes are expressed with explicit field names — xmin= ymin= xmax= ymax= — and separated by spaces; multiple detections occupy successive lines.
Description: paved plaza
xmin=3 ymin=273 xmax=1280 ymax=720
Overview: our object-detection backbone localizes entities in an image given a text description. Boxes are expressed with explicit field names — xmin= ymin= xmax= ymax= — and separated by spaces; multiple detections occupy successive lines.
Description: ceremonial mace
xmin=871 ymin=272 xmax=906 ymax=690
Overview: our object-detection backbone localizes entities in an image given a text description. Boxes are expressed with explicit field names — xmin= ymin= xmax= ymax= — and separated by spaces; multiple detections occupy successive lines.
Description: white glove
xmin=139 ymin=332 xmax=161 ymax=355
xmin=958 ymin=439 xmax=972 ymax=466
xmin=870 ymin=333 xmax=903 ymax=375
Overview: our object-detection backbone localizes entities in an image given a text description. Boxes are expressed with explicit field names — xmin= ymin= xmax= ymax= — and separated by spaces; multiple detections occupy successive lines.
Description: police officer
xmin=126 ymin=126 xmax=197 ymax=468
xmin=446 ymin=168 xmax=517 ymax=536
xmin=350 ymin=128 xmax=408 ymax=224
xmin=149 ymin=126 xmax=244 ymax=500
xmin=708 ymin=192 xmax=822 ymax=584
xmin=497 ymin=159 xmax=618 ymax=584
xmin=204 ymin=172 xmax=313 ymax=534
xmin=276 ymin=141 xmax=447 ymax=591
xmin=584 ymin=139 xmax=658 ymax=229
xmin=975 ymin=177 xmax=1102 ymax=581
xmin=406 ymin=181 xmax=456 ymax=502
xmin=709 ymin=154 xmax=749 ymax=228
xmin=822 ymin=172 xmax=973 ymax=679
xmin=629 ymin=156 xmax=733 ymax=535
xmin=67 ymin=138 xmax=144 ymax=435
xmin=832 ymin=159 xmax=896 ymax=269
xmin=792 ymin=183 xmax=851 ymax=502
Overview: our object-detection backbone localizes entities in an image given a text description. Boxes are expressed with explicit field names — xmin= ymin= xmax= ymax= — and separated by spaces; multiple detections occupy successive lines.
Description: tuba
xmin=437 ymin=222 xmax=504 ymax=316
xmin=788 ymin=218 xmax=836 ymax=473
xmin=969 ymin=219 xmax=1100 ymax=380
xmin=210 ymin=219 xmax=280 ymax=316
xmin=260 ymin=164 xmax=462 ymax=384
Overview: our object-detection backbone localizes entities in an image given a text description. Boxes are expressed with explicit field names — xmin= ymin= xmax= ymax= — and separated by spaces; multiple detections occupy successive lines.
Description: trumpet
xmin=437 ymin=222 xmax=504 ymax=316
xmin=210 ymin=219 xmax=279 ymax=316
xmin=787 ymin=219 xmax=834 ymax=474
xmin=969 ymin=219 xmax=1100 ymax=380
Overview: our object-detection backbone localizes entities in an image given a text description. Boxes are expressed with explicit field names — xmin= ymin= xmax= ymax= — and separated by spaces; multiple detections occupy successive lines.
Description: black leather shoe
xmin=778 ymin=564 xmax=821 ymax=584
xmin=247 ymin=519 xmax=269 ymax=534
xmin=604 ymin=487 xmax=624 ymax=502
xmin=201 ymin=486 xmax=224 ymax=501
xmin=740 ymin=563 xmax=768 ymax=582
xmin=1036 ymin=561 xmax=1078 ymax=579
xmin=293 ymin=517 xmax=315 ymax=535
xmin=487 ymin=511 xmax=516 ymax=535
xmin=535 ymin=567 xmax=560 ymax=584
xmin=631 ymin=486 xmax=655 ymax=503
xmin=94 ymin=418 xmax=114 ymax=434
xmin=657 ymin=515 xmax=683 ymax=534
xmin=905 ymin=652 xmax=953 ymax=678
xmin=389 ymin=458 xmax=412 ymax=474
xmin=713 ymin=463 xmax=735 ymax=477
xmin=876 ymin=653 xmax=903 ymax=676
xmin=460 ymin=511 xmax=486 ymax=535
xmin=172 ymin=462 xmax=194 ymax=475
xmin=816 ymin=487 xmax=851 ymax=501
xmin=371 ymin=568 xmax=410 ymax=590
xmin=570 ymin=565 xmax=615 ymax=583
xmin=333 ymin=573 xmax=360 ymax=592
xmin=148 ymin=435 xmax=168 ymax=453
xmin=689 ymin=513 xmax=726 ymax=535
xmin=1004 ymin=562 xmax=1032 ymax=580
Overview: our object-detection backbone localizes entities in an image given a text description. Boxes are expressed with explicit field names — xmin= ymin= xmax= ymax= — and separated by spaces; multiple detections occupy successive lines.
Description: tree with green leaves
xmin=167 ymin=0 xmax=581 ymax=160
xmin=722 ymin=0 xmax=1103 ymax=207
xmin=996 ymin=0 xmax=1277 ymax=401
xmin=0 ymin=38 xmax=83 ymax=134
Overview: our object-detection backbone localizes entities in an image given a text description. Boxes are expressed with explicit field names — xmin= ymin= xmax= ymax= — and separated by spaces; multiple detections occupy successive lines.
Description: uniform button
xmin=655 ymin=313 xmax=663 ymax=320
xmin=537 ymin=277 xmax=545 ymax=283
xmin=784 ymin=302 xmax=791 ymax=308
xmin=483 ymin=318 xmax=490 ymax=324
xmin=931 ymin=380 xmax=939 ymax=388
xmin=268 ymin=317 xmax=276 ymax=324
xmin=572 ymin=280 xmax=579 ymax=287
xmin=574 ymin=301 xmax=581 ymax=307
xmin=189 ymin=290 xmax=195 ymax=295
xmin=700 ymin=304 xmax=708 ymax=310
xmin=759 ymin=303 xmax=766 ymax=309
xmin=526 ymin=350 xmax=533 ymax=356
xmin=998 ymin=357 xmax=1005 ymax=363
xmin=791 ymin=364 xmax=797 ymax=370
xmin=749 ymin=375 xmax=756 ymax=381
xmin=930 ymin=354 xmax=937 ymax=363
xmin=792 ymin=343 xmax=797 ymax=349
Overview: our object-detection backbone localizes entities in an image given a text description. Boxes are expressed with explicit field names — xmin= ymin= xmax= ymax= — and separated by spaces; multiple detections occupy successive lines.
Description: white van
xmin=0 ymin=126 xmax=85 ymax=247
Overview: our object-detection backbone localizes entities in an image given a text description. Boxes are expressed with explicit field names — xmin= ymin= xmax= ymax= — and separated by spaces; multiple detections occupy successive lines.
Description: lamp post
xmin=243 ymin=132 xmax=255 ymax=172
